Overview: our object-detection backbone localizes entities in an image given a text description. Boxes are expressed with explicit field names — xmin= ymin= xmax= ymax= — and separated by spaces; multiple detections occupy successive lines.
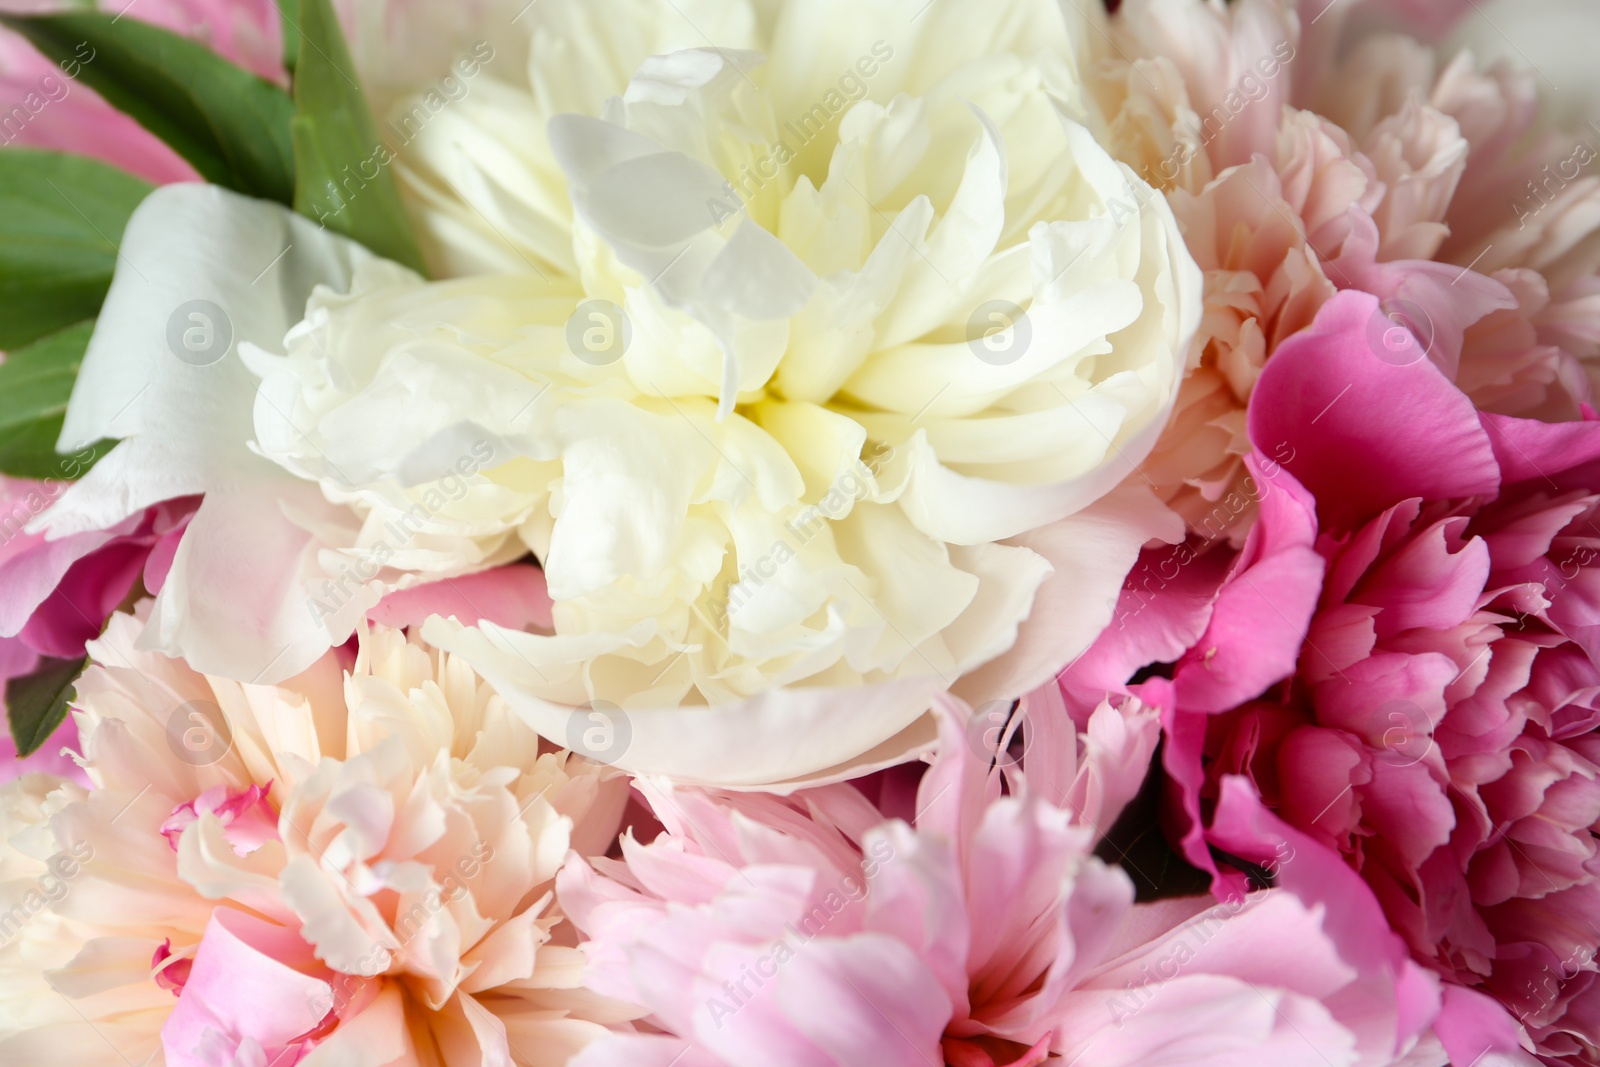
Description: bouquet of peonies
xmin=2 ymin=0 xmax=1599 ymax=1062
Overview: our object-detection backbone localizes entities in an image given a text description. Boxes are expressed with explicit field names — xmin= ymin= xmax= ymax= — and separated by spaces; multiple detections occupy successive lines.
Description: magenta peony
xmin=1064 ymin=289 xmax=1600 ymax=1064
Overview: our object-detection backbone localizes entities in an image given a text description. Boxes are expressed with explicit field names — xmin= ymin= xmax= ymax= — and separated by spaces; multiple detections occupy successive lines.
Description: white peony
xmin=41 ymin=0 xmax=1198 ymax=786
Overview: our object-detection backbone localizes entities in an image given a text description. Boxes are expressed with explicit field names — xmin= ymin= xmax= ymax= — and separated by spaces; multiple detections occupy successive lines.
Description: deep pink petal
xmin=1172 ymin=458 xmax=1324 ymax=712
xmin=1249 ymin=290 xmax=1501 ymax=533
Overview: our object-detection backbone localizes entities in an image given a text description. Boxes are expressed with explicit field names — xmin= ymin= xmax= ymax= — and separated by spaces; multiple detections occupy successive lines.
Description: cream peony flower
xmin=42 ymin=0 xmax=1199 ymax=786
xmin=0 ymin=613 xmax=630 ymax=1066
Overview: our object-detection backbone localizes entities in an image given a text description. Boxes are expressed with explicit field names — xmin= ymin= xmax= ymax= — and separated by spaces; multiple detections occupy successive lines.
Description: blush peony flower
xmin=555 ymin=691 xmax=1443 ymax=1067
xmin=0 ymin=613 xmax=631 ymax=1066
xmin=1309 ymin=26 xmax=1600 ymax=425
xmin=1084 ymin=0 xmax=1600 ymax=543
xmin=1064 ymin=290 xmax=1600 ymax=1064
xmin=39 ymin=0 xmax=1201 ymax=786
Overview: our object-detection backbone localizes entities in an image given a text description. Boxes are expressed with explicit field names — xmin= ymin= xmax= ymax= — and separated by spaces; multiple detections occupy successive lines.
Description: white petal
xmin=51 ymin=184 xmax=379 ymax=511
xmin=423 ymin=614 xmax=947 ymax=788
xmin=956 ymin=487 xmax=1184 ymax=704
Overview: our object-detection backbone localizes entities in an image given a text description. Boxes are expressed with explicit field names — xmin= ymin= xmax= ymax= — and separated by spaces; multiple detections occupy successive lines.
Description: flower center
xmin=160 ymin=784 xmax=280 ymax=857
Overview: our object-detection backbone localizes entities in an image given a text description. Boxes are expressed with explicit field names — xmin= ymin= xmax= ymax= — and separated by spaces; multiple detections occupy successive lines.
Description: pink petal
xmin=368 ymin=562 xmax=554 ymax=632
xmin=161 ymin=909 xmax=333 ymax=1067
xmin=862 ymin=821 xmax=971 ymax=1018
xmin=573 ymin=1034 xmax=725 ymax=1067
xmin=1206 ymin=779 xmax=1442 ymax=1054
xmin=1353 ymin=517 xmax=1490 ymax=638
xmin=1481 ymin=410 xmax=1600 ymax=493
xmin=1433 ymin=984 xmax=1532 ymax=1067
xmin=766 ymin=935 xmax=950 ymax=1067
xmin=142 ymin=504 xmax=196 ymax=595
xmin=18 ymin=539 xmax=152 ymax=658
xmin=1249 ymin=290 xmax=1501 ymax=533
xmin=1171 ymin=458 xmax=1324 ymax=712
xmin=1060 ymin=540 xmax=1229 ymax=707
xmin=0 ymin=32 xmax=198 ymax=184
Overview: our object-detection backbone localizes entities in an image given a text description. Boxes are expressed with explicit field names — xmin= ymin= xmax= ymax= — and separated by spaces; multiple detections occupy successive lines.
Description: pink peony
xmin=0 ymin=479 xmax=193 ymax=782
xmin=557 ymin=689 xmax=1442 ymax=1067
xmin=1065 ymin=290 xmax=1600 ymax=1064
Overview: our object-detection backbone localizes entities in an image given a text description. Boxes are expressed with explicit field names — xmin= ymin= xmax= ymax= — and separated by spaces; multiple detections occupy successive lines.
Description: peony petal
xmin=761 ymin=934 xmax=951 ymax=1067
xmin=160 ymin=909 xmax=331 ymax=1067
xmin=1249 ymin=290 xmax=1500 ymax=533
xmin=48 ymin=184 xmax=379 ymax=523
xmin=425 ymin=613 xmax=947 ymax=788
xmin=1170 ymin=458 xmax=1324 ymax=713
xmin=34 ymin=184 xmax=385 ymax=681
xmin=956 ymin=487 xmax=1184 ymax=706
xmin=368 ymin=563 xmax=554 ymax=632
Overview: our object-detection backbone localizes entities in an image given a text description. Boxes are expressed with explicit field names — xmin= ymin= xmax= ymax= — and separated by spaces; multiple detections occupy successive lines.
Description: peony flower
xmin=0 ymin=612 xmax=630 ymax=1065
xmin=0 ymin=479 xmax=193 ymax=783
xmin=39 ymin=0 xmax=1201 ymax=786
xmin=1312 ymin=24 xmax=1600 ymax=423
xmin=556 ymin=690 xmax=1442 ymax=1067
xmin=1306 ymin=1 xmax=1600 ymax=425
xmin=1085 ymin=0 xmax=1600 ymax=542
xmin=1063 ymin=290 xmax=1600 ymax=1064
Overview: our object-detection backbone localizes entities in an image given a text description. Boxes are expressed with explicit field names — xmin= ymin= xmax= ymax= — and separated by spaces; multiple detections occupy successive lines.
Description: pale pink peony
xmin=1089 ymin=0 xmax=1598 ymax=542
xmin=1306 ymin=9 xmax=1600 ymax=420
xmin=0 ymin=614 xmax=631 ymax=1065
xmin=557 ymin=689 xmax=1442 ymax=1067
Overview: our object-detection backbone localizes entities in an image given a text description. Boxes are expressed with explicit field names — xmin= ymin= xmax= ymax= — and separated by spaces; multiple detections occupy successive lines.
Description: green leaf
xmin=278 ymin=0 xmax=300 ymax=76
xmin=0 ymin=149 xmax=152 ymax=351
xmin=290 ymin=0 xmax=426 ymax=273
xmin=0 ymin=321 xmax=114 ymax=480
xmin=0 ymin=12 xmax=296 ymax=202
xmin=6 ymin=655 xmax=88 ymax=759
